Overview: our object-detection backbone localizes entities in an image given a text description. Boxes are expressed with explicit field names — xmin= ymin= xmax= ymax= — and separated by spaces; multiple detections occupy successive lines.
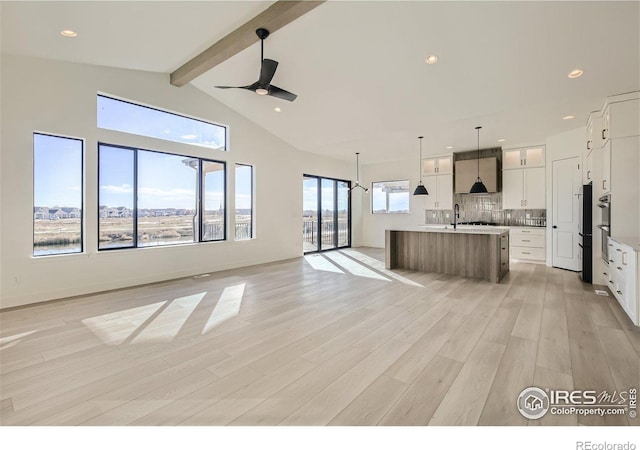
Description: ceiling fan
xmin=215 ymin=28 xmax=297 ymax=102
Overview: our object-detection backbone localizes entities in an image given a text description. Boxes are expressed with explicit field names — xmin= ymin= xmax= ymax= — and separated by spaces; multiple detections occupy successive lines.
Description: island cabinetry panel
xmin=385 ymin=229 xmax=508 ymax=283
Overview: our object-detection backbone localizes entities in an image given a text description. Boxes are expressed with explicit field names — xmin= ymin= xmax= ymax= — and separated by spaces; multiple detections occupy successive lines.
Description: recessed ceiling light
xmin=256 ymin=88 xmax=268 ymax=96
xmin=446 ymin=146 xmax=453 ymax=149
xmin=568 ymin=69 xmax=584 ymax=79
xmin=60 ymin=30 xmax=77 ymax=37
xmin=497 ymin=139 xmax=506 ymax=142
xmin=563 ymin=115 xmax=575 ymax=120
xmin=274 ymin=107 xmax=281 ymax=113
xmin=425 ymin=55 xmax=439 ymax=64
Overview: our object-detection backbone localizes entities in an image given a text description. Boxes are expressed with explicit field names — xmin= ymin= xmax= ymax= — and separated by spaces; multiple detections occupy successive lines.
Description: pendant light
xmin=413 ymin=136 xmax=429 ymax=196
xmin=349 ymin=152 xmax=368 ymax=192
xmin=469 ymin=126 xmax=488 ymax=194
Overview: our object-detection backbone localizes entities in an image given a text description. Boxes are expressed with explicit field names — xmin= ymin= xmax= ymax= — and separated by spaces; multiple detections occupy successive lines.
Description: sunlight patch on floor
xmin=304 ymin=254 xmax=344 ymax=274
xmin=323 ymin=252 xmax=390 ymax=281
xmin=202 ymin=283 xmax=246 ymax=335
xmin=341 ymin=249 xmax=424 ymax=287
xmin=82 ymin=301 xmax=167 ymax=345
xmin=131 ymin=292 xmax=207 ymax=344
xmin=0 ymin=330 xmax=39 ymax=350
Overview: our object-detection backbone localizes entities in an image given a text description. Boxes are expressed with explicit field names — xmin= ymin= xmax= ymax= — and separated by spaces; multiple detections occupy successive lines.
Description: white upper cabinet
xmin=503 ymin=147 xmax=545 ymax=169
xmin=502 ymin=146 xmax=545 ymax=210
xmin=502 ymin=168 xmax=545 ymax=210
xmin=423 ymin=173 xmax=453 ymax=210
xmin=586 ymin=113 xmax=605 ymax=152
xmin=602 ymin=98 xmax=640 ymax=143
xmin=422 ymin=155 xmax=452 ymax=175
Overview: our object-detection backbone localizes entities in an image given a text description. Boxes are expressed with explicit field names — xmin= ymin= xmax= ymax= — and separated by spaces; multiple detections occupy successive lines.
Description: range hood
xmin=454 ymin=156 xmax=499 ymax=193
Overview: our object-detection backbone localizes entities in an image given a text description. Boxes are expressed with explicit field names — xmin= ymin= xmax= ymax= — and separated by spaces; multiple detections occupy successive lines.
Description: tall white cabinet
xmin=502 ymin=147 xmax=546 ymax=210
xmin=422 ymin=155 xmax=453 ymax=210
xmin=588 ymin=91 xmax=640 ymax=326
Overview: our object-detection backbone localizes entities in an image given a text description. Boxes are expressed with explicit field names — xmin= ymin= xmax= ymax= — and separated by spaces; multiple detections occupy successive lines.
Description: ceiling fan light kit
xmin=413 ymin=136 xmax=429 ymax=196
xmin=214 ymin=28 xmax=298 ymax=102
xmin=469 ymin=126 xmax=488 ymax=194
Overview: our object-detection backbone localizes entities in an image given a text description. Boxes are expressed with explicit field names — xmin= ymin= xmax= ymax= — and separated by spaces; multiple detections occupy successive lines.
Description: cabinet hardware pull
xmin=603 ymin=272 xmax=607 ymax=276
xmin=609 ymin=280 xmax=613 ymax=284
xmin=622 ymin=252 xmax=627 ymax=265
xmin=609 ymin=259 xmax=614 ymax=263
xmin=617 ymin=290 xmax=622 ymax=295
xmin=587 ymin=141 xmax=591 ymax=150
xmin=616 ymin=248 xmax=622 ymax=252
xmin=522 ymin=240 xmax=530 ymax=242
xmin=608 ymin=243 xmax=613 ymax=247
xmin=522 ymin=230 xmax=530 ymax=233
xmin=587 ymin=170 xmax=591 ymax=179
xmin=523 ymin=252 xmax=531 ymax=255
xmin=602 ymin=180 xmax=606 ymax=190
xmin=617 ymin=266 xmax=622 ymax=271
xmin=602 ymin=129 xmax=606 ymax=140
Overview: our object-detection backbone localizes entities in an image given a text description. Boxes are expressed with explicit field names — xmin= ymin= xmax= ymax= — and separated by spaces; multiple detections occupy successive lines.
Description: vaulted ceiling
xmin=2 ymin=1 xmax=639 ymax=163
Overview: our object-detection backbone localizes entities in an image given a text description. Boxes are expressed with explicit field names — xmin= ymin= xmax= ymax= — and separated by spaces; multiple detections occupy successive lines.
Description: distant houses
xmin=99 ymin=205 xmax=132 ymax=218
xmin=33 ymin=207 xmax=81 ymax=220
xmin=34 ymin=206 xmax=222 ymax=220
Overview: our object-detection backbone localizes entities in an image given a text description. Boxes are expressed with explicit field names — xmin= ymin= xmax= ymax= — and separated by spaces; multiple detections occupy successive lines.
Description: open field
xmin=34 ymin=213 xmax=248 ymax=254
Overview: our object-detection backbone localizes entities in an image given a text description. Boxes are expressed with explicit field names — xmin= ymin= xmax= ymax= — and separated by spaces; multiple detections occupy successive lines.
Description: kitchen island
xmin=385 ymin=226 xmax=510 ymax=283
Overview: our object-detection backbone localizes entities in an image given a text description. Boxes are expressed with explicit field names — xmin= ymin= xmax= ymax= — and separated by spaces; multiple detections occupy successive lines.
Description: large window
xmin=97 ymin=94 xmax=227 ymax=151
xmin=98 ymin=143 xmax=225 ymax=250
xmin=235 ymin=164 xmax=253 ymax=240
xmin=33 ymin=133 xmax=83 ymax=256
xmin=303 ymin=175 xmax=351 ymax=253
xmin=372 ymin=180 xmax=410 ymax=214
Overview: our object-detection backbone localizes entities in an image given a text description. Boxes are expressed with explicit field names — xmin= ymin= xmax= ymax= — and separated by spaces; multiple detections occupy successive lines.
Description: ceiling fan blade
xmin=215 ymin=83 xmax=258 ymax=91
xmin=268 ymin=85 xmax=297 ymax=102
xmin=259 ymin=59 xmax=278 ymax=87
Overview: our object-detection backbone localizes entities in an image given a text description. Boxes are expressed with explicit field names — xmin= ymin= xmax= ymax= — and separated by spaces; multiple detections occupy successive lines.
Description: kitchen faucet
xmin=454 ymin=203 xmax=460 ymax=230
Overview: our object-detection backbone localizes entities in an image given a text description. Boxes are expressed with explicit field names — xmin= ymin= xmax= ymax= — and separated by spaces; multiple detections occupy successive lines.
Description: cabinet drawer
xmin=510 ymin=227 xmax=545 ymax=237
xmin=511 ymin=235 xmax=545 ymax=248
xmin=511 ymin=246 xmax=545 ymax=261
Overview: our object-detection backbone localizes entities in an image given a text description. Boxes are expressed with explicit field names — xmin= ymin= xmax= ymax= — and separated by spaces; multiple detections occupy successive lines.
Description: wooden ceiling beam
xmin=170 ymin=0 xmax=325 ymax=87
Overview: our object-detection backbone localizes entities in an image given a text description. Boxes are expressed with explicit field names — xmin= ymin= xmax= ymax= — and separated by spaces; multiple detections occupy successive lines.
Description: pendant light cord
xmin=418 ymin=136 xmax=423 ymax=183
xmin=356 ymin=152 xmax=360 ymax=182
xmin=476 ymin=126 xmax=481 ymax=180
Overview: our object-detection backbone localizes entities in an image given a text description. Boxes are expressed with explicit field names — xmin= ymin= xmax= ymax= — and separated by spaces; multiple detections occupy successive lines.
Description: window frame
xmin=302 ymin=174 xmax=352 ymax=254
xmin=234 ymin=163 xmax=254 ymax=241
xmin=98 ymin=142 xmax=226 ymax=251
xmin=33 ymin=132 xmax=85 ymax=257
xmin=371 ymin=179 xmax=411 ymax=214
xmin=97 ymin=93 xmax=228 ymax=152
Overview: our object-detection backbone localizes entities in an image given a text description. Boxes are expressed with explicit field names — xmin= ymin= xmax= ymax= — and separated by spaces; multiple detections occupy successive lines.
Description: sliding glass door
xmin=303 ymin=175 xmax=351 ymax=254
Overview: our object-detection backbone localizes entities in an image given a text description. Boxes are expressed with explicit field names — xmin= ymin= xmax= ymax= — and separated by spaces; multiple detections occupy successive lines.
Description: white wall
xmin=0 ymin=55 xmax=361 ymax=308
xmin=360 ymin=159 xmax=429 ymax=248
xmin=544 ymin=126 xmax=586 ymax=266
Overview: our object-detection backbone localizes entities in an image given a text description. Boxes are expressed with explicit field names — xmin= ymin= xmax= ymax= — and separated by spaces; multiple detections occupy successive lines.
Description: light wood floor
xmin=1 ymin=248 xmax=638 ymax=426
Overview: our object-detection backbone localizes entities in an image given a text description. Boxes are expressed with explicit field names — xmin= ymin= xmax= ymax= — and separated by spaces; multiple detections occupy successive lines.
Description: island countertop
xmin=387 ymin=225 xmax=509 ymax=235
xmin=385 ymin=226 xmax=510 ymax=283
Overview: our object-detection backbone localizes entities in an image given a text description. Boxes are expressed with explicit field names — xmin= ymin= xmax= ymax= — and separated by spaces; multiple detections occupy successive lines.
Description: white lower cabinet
xmin=608 ymin=237 xmax=639 ymax=326
xmin=510 ymin=227 xmax=546 ymax=262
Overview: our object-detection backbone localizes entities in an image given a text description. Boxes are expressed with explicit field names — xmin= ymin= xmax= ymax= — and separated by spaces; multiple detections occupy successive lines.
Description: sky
xmin=97 ymin=95 xmax=226 ymax=150
xmin=99 ymin=146 xmax=230 ymax=210
xmin=34 ymin=134 xmax=82 ymax=208
xmin=303 ymin=177 xmax=349 ymax=213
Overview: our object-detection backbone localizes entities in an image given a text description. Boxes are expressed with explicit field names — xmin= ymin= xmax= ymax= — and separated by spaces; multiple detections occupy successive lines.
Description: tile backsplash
xmin=425 ymin=193 xmax=546 ymax=227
